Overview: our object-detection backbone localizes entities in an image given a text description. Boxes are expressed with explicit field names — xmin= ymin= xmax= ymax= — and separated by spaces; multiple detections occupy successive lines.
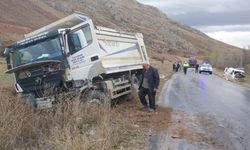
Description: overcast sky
xmin=137 ymin=0 xmax=250 ymax=48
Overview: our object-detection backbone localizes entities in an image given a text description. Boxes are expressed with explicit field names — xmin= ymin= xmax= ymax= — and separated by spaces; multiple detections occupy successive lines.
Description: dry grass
xmin=0 ymin=85 xmax=148 ymax=149
xmin=242 ymin=76 xmax=250 ymax=88
xmin=0 ymin=59 xmax=14 ymax=86
xmin=0 ymin=58 xmax=173 ymax=149
xmin=0 ymin=61 xmax=146 ymax=149
xmin=0 ymin=84 xmax=172 ymax=150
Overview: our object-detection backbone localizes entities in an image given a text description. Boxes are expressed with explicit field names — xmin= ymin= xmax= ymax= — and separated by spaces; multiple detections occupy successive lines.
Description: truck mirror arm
xmin=66 ymin=52 xmax=71 ymax=57
xmin=65 ymin=29 xmax=71 ymax=34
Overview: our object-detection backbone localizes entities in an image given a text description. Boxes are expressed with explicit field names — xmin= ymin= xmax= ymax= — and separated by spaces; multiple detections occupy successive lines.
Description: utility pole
xmin=240 ymin=49 xmax=243 ymax=68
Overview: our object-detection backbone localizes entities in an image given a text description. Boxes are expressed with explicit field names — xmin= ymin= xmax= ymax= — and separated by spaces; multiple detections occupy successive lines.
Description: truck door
xmin=66 ymin=20 xmax=100 ymax=81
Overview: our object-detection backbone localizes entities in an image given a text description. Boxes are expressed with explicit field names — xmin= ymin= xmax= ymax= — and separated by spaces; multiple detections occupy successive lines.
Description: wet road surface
xmin=149 ymin=70 xmax=250 ymax=150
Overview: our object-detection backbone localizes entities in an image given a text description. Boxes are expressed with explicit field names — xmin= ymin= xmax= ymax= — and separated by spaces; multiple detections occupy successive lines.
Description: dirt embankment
xmin=115 ymin=97 xmax=172 ymax=131
xmin=0 ymin=22 xmax=33 ymax=55
xmin=0 ymin=22 xmax=32 ymax=35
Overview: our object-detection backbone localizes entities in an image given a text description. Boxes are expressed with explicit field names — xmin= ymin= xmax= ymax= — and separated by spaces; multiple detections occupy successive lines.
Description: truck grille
xmin=17 ymin=70 xmax=63 ymax=97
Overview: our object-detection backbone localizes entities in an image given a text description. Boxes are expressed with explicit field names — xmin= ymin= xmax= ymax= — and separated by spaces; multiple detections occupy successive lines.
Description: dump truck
xmin=4 ymin=12 xmax=149 ymax=108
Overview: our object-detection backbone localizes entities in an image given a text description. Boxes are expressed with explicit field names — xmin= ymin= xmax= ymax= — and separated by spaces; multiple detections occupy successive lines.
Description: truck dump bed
xmin=95 ymin=26 xmax=149 ymax=74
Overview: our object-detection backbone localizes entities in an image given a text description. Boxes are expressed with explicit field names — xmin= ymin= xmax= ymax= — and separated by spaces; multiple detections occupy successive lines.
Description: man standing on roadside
xmin=139 ymin=63 xmax=160 ymax=112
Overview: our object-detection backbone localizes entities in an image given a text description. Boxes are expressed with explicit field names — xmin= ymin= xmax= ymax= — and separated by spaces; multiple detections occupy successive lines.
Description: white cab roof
xmin=25 ymin=12 xmax=89 ymax=38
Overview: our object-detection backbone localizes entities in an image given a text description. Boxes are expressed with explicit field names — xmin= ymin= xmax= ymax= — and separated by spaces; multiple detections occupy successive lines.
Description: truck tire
xmin=131 ymin=74 xmax=139 ymax=92
xmin=210 ymin=72 xmax=213 ymax=75
xmin=83 ymin=89 xmax=110 ymax=106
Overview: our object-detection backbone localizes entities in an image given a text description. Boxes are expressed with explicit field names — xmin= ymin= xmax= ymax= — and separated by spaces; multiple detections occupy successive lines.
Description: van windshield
xmin=13 ymin=36 xmax=62 ymax=67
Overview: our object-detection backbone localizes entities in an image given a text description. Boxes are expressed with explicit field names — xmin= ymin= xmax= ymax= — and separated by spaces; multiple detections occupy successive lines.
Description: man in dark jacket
xmin=176 ymin=63 xmax=180 ymax=72
xmin=195 ymin=63 xmax=199 ymax=73
xmin=138 ymin=63 xmax=160 ymax=112
xmin=173 ymin=62 xmax=176 ymax=72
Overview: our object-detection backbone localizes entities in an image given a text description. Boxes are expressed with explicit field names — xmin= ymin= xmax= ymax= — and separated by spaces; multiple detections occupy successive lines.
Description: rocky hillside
xmin=0 ymin=0 xmax=240 ymax=58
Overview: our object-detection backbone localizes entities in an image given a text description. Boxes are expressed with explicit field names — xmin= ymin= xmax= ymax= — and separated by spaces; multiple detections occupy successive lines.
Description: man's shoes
xmin=149 ymin=108 xmax=155 ymax=112
xmin=140 ymin=105 xmax=147 ymax=109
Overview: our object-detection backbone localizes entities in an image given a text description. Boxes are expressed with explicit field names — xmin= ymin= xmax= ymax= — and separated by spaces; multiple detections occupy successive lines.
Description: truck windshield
xmin=13 ymin=36 xmax=62 ymax=67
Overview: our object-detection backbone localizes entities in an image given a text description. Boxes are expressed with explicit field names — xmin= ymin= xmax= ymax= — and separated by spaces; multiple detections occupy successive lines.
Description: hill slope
xmin=0 ymin=0 xmax=240 ymax=59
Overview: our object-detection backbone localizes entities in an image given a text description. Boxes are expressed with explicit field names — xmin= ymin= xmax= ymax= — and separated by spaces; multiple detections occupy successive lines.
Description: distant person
xmin=173 ymin=62 xmax=176 ymax=72
xmin=183 ymin=61 xmax=189 ymax=75
xmin=195 ymin=63 xmax=199 ymax=73
xmin=138 ymin=63 xmax=160 ymax=112
xmin=178 ymin=61 xmax=182 ymax=72
xmin=176 ymin=62 xmax=181 ymax=72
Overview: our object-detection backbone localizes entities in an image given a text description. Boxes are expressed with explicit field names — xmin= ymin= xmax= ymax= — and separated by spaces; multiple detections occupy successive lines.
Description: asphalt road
xmin=150 ymin=69 xmax=250 ymax=150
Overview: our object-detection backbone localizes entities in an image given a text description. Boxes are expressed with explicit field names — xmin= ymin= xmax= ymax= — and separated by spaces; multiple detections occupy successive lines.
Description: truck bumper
xmin=19 ymin=93 xmax=55 ymax=109
xmin=36 ymin=96 xmax=55 ymax=109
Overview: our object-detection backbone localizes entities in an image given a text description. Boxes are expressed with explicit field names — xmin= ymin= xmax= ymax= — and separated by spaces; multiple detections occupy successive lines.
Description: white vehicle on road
xmin=199 ymin=63 xmax=213 ymax=74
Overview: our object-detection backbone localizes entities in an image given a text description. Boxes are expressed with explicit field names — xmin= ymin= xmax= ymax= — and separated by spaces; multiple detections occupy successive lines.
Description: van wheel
xmin=210 ymin=72 xmax=213 ymax=75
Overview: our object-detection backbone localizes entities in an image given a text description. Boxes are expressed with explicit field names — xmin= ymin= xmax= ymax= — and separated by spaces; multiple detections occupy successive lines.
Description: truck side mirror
xmin=4 ymin=48 xmax=12 ymax=69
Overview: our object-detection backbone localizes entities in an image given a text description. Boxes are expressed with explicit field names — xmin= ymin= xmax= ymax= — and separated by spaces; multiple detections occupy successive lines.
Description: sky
xmin=137 ymin=0 xmax=250 ymax=49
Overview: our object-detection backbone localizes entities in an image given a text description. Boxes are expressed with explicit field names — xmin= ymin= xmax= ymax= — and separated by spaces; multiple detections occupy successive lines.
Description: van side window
xmin=68 ymin=25 xmax=92 ymax=54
